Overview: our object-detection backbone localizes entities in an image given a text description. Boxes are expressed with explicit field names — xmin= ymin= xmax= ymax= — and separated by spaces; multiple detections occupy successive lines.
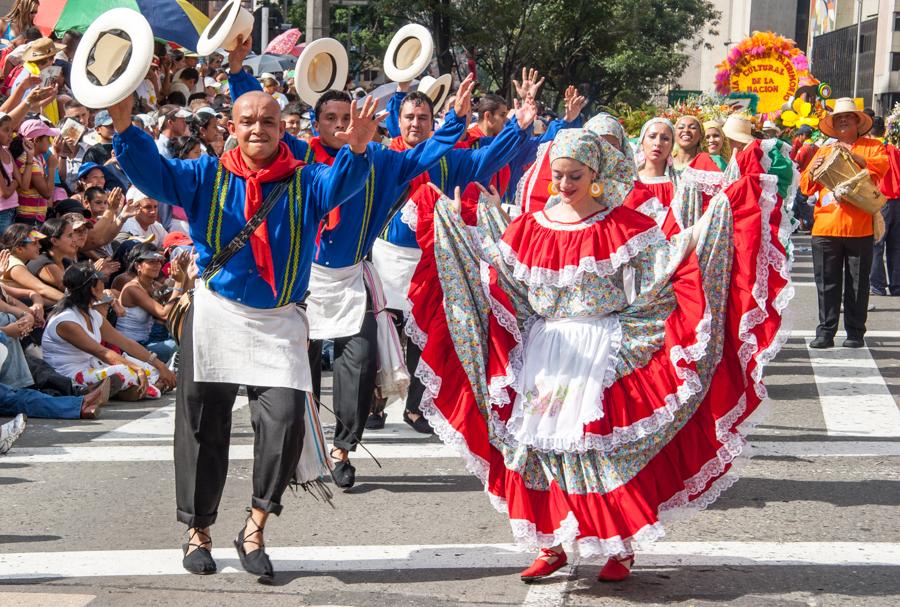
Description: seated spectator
xmin=169 ymin=135 xmax=202 ymax=160
xmin=189 ymin=108 xmax=222 ymax=156
xmin=0 ymin=224 xmax=63 ymax=303
xmin=42 ymin=263 xmax=176 ymax=400
xmin=82 ymin=186 xmax=108 ymax=221
xmin=72 ymin=162 xmax=107 ymax=199
xmin=0 ymin=412 xmax=25 ymax=453
xmin=12 ymin=118 xmax=59 ymax=225
xmin=118 ymin=247 xmax=192 ymax=364
xmin=27 ymin=218 xmax=76 ymax=291
xmin=260 ymin=73 xmax=288 ymax=109
xmin=0 ymin=112 xmax=21 ymax=234
xmin=155 ymin=105 xmax=191 ymax=159
xmin=81 ymin=110 xmax=115 ymax=166
xmin=110 ymin=239 xmax=154 ymax=292
xmin=121 ymin=188 xmax=168 ymax=244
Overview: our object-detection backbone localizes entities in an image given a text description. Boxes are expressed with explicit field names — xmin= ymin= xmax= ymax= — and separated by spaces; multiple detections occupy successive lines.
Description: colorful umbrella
xmin=264 ymin=28 xmax=301 ymax=56
xmin=34 ymin=0 xmax=209 ymax=52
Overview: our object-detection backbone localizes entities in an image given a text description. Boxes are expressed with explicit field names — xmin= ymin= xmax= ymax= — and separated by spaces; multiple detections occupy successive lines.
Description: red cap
xmin=163 ymin=231 xmax=192 ymax=248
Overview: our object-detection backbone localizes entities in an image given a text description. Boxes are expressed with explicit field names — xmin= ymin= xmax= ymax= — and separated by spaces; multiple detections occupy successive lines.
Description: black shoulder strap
xmin=201 ymin=173 xmax=295 ymax=281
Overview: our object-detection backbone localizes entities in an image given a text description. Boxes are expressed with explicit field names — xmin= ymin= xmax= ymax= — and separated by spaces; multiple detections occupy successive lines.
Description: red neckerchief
xmin=219 ymin=142 xmax=302 ymax=297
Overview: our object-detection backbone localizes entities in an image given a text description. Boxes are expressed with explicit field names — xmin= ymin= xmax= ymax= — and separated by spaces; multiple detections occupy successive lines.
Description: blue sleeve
xmin=227 ymin=69 xmax=262 ymax=102
xmin=282 ymin=131 xmax=310 ymax=161
xmin=387 ymin=108 xmax=466 ymax=186
xmin=444 ymin=118 xmax=531 ymax=189
xmin=306 ymin=146 xmax=373 ymax=222
xmin=386 ymin=91 xmax=408 ymax=138
xmin=541 ymin=116 xmax=582 ymax=143
xmin=113 ymin=126 xmax=212 ymax=218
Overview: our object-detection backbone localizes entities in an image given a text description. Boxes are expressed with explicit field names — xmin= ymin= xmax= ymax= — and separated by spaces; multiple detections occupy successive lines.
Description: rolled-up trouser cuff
xmin=177 ymin=508 xmax=218 ymax=528
xmin=251 ymin=496 xmax=284 ymax=516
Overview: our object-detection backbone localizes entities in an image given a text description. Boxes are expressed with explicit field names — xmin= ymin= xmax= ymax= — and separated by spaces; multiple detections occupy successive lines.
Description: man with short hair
xmin=119 ymin=188 xmax=169 ymax=244
xmin=109 ymin=85 xmax=378 ymax=579
xmin=801 ymin=99 xmax=890 ymax=349
xmin=228 ymin=36 xmax=536 ymax=487
xmin=283 ymin=104 xmax=303 ymax=137
xmin=156 ymin=105 xmax=191 ymax=159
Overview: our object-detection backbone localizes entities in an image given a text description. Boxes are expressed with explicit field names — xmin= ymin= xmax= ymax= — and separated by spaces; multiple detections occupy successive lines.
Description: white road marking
xmin=1 ymin=542 xmax=899 ymax=581
xmin=4 ymin=440 xmax=899 ymax=464
xmin=792 ymin=330 xmax=900 ymax=338
xmin=806 ymin=338 xmax=900 ymax=437
xmin=92 ymin=398 xmax=249 ymax=442
xmin=522 ymin=562 xmax=576 ymax=607
xmin=0 ymin=593 xmax=96 ymax=606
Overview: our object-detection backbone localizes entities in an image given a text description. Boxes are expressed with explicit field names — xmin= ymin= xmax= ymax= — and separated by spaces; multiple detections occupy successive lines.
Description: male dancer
xmin=109 ymin=88 xmax=379 ymax=580
xmin=228 ymin=41 xmax=538 ymax=488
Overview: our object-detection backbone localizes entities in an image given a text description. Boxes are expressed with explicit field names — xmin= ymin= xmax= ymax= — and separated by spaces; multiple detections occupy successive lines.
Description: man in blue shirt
xmin=228 ymin=44 xmax=537 ymax=488
xmin=108 ymin=88 xmax=380 ymax=581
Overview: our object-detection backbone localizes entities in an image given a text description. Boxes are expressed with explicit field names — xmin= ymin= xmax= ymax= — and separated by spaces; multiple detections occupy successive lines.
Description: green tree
xmin=283 ymin=0 xmax=718 ymax=110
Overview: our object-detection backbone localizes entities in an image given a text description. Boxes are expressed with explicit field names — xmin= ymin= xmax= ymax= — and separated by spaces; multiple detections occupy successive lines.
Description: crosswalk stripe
xmin=2 ymin=542 xmax=899 ymax=581
xmin=4 ymin=439 xmax=899 ymax=464
xmin=806 ymin=338 xmax=900 ymax=437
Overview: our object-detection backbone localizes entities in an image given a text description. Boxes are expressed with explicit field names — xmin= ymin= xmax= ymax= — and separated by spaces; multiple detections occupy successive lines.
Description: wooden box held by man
xmin=800 ymin=97 xmax=890 ymax=349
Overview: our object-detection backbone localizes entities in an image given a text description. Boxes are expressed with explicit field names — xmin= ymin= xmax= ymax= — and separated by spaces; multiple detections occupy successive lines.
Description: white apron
xmin=191 ymin=283 xmax=312 ymax=392
xmin=371 ymin=237 xmax=422 ymax=311
xmin=305 ymin=262 xmax=368 ymax=340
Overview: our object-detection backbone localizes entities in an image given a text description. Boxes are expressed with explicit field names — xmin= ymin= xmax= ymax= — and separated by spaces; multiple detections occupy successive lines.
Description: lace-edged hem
xmin=635 ymin=197 xmax=668 ymax=227
xmin=679 ymin=166 xmax=725 ymax=195
xmin=399 ymin=199 xmax=418 ymax=232
xmin=498 ymin=226 xmax=666 ymax=289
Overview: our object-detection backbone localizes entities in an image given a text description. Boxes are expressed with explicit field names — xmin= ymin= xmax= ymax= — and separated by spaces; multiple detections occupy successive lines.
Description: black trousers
xmin=309 ymin=308 xmax=377 ymax=452
xmin=811 ymin=235 xmax=874 ymax=340
xmin=388 ymin=308 xmax=425 ymax=415
xmin=174 ymin=306 xmax=306 ymax=528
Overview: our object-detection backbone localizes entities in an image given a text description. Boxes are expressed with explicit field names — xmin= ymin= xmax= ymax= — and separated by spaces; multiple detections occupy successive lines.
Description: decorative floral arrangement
xmin=714 ymin=31 xmax=812 ymax=106
xmin=780 ymin=98 xmax=820 ymax=129
xmin=886 ymin=103 xmax=900 ymax=146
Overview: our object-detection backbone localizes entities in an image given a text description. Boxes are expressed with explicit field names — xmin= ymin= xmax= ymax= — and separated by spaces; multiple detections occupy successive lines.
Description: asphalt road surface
xmin=2 ymin=236 xmax=899 ymax=606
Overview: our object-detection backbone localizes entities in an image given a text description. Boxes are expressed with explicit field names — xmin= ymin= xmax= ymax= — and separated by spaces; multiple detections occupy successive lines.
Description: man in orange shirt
xmin=801 ymin=98 xmax=889 ymax=349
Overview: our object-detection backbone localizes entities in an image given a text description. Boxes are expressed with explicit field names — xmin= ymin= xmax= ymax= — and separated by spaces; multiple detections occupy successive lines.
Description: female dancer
xmin=704 ymin=120 xmax=731 ymax=171
xmin=407 ymin=126 xmax=792 ymax=583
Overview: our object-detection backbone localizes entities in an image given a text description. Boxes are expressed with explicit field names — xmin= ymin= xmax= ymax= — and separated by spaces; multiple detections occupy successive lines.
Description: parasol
xmin=34 ymin=0 xmax=210 ymax=51
xmin=264 ymin=28 xmax=301 ymax=55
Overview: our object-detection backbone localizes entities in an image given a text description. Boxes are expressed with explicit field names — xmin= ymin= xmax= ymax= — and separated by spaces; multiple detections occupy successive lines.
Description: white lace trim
xmin=415 ymin=356 xmax=492 ymax=484
xmin=480 ymin=261 xmax=523 ymax=409
xmin=404 ymin=305 xmax=428 ymax=349
xmin=635 ymin=196 xmax=667 ymax=227
xmin=399 ymin=199 xmax=418 ymax=232
xmin=679 ymin=166 xmax=725 ymax=196
xmin=639 ymin=174 xmax=671 ymax=185
xmin=498 ymin=226 xmax=665 ymax=289
xmin=532 ymin=207 xmax=614 ymax=231
xmin=509 ymin=512 xmax=665 ymax=559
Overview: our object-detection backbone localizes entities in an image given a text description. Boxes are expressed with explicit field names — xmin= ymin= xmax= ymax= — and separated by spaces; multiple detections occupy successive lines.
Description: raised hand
xmin=333 ymin=96 xmax=381 ymax=154
xmin=513 ymin=67 xmax=545 ymax=102
xmin=475 ymin=182 xmax=502 ymax=210
xmin=0 ymin=249 xmax=10 ymax=275
xmin=453 ymin=74 xmax=476 ymax=117
xmin=107 ymin=96 xmax=135 ymax=133
xmin=563 ymin=86 xmax=587 ymax=122
xmin=514 ymin=96 xmax=538 ymax=130
xmin=228 ymin=34 xmax=253 ymax=73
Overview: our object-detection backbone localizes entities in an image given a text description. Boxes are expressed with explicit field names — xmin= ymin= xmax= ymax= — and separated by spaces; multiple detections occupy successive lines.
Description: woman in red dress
xmin=407 ymin=126 xmax=794 ymax=584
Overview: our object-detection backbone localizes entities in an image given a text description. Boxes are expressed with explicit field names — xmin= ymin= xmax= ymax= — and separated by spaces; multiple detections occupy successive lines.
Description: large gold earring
xmin=590 ymin=182 xmax=604 ymax=197
xmin=548 ymin=182 xmax=559 ymax=195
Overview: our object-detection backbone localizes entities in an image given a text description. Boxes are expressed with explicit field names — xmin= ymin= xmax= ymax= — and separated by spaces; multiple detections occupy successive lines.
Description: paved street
xmin=1 ymin=236 xmax=899 ymax=606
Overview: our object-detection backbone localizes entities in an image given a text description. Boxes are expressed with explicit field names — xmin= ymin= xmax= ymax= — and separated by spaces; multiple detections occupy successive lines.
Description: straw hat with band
xmin=23 ymin=38 xmax=65 ymax=63
xmin=819 ymin=97 xmax=873 ymax=138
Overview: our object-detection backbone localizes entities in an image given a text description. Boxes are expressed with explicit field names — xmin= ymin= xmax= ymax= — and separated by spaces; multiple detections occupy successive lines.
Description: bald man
xmin=109 ymin=91 xmax=380 ymax=581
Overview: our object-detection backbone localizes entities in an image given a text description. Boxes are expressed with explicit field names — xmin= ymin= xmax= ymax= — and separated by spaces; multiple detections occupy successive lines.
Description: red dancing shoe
xmin=520 ymin=547 xmax=568 ymax=583
xmin=598 ymin=555 xmax=634 ymax=582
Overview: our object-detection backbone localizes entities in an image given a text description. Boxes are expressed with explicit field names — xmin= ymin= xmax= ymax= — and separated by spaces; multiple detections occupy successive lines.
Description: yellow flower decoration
xmin=781 ymin=97 xmax=819 ymax=129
